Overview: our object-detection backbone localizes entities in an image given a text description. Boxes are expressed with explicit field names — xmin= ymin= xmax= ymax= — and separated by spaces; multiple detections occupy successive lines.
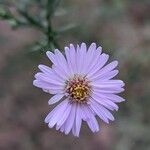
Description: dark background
xmin=0 ymin=0 xmax=150 ymax=150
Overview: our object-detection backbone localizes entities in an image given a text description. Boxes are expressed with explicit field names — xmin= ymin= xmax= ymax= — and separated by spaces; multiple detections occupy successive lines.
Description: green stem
xmin=18 ymin=9 xmax=45 ymax=32
xmin=46 ymin=0 xmax=60 ymax=49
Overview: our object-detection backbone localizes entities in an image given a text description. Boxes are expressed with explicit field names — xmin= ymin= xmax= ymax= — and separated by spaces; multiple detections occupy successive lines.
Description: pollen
xmin=65 ymin=75 xmax=91 ymax=103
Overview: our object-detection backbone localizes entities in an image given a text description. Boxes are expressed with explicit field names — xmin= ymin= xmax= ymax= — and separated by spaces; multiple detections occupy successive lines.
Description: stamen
xmin=65 ymin=75 xmax=91 ymax=103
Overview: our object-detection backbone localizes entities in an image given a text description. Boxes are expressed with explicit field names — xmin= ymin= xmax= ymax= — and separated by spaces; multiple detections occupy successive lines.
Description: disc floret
xmin=65 ymin=75 xmax=91 ymax=103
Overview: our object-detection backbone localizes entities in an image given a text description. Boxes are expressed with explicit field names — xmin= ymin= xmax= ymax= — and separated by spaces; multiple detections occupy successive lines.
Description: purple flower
xmin=33 ymin=43 xmax=125 ymax=137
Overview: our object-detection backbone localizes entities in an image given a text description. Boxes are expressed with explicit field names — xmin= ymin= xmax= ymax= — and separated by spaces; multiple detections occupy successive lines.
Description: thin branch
xmin=45 ymin=0 xmax=60 ymax=49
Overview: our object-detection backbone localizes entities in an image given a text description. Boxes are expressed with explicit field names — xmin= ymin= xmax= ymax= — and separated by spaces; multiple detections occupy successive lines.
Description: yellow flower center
xmin=65 ymin=75 xmax=91 ymax=103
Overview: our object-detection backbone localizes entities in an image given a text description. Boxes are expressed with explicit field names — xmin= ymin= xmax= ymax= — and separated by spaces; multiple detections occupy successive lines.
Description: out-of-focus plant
xmin=0 ymin=0 xmax=76 ymax=53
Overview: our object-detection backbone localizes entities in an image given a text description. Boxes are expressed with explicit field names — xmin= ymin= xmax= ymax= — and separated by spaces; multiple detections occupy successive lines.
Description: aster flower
xmin=33 ymin=43 xmax=125 ymax=137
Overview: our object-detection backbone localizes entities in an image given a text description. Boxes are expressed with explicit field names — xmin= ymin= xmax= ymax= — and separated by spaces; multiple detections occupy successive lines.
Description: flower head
xmin=33 ymin=43 xmax=125 ymax=137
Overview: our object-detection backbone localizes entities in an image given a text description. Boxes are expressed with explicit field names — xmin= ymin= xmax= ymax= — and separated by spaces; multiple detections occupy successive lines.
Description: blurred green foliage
xmin=0 ymin=0 xmax=77 ymax=52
